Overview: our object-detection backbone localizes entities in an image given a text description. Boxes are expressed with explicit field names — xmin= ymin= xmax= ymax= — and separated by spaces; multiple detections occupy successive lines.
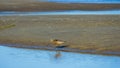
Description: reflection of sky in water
xmin=0 ymin=45 xmax=120 ymax=68
xmin=42 ymin=0 xmax=120 ymax=3
xmin=0 ymin=10 xmax=120 ymax=16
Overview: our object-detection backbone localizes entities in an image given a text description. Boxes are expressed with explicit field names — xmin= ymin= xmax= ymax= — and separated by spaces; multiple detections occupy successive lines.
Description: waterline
xmin=41 ymin=0 xmax=120 ymax=4
xmin=0 ymin=45 xmax=120 ymax=68
xmin=0 ymin=10 xmax=120 ymax=16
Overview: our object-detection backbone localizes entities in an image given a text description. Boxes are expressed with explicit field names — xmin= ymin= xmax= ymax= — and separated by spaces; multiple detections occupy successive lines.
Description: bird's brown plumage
xmin=50 ymin=39 xmax=65 ymax=45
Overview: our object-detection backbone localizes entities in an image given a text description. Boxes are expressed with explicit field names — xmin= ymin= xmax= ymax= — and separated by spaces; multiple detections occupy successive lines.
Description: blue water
xmin=0 ymin=45 xmax=120 ymax=68
xmin=0 ymin=10 xmax=120 ymax=16
xmin=42 ymin=0 xmax=120 ymax=3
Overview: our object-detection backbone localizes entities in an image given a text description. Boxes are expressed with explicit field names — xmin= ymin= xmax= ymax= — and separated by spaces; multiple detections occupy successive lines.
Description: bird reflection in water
xmin=55 ymin=51 xmax=61 ymax=58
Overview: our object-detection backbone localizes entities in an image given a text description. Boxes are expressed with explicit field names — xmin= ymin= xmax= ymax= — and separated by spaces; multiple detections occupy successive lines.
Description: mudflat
xmin=0 ymin=15 xmax=120 ymax=56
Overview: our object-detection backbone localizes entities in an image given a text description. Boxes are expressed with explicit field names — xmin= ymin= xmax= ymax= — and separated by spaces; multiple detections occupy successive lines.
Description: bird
xmin=50 ymin=39 xmax=69 ymax=48
xmin=50 ymin=39 xmax=69 ymax=58
xmin=50 ymin=39 xmax=65 ymax=45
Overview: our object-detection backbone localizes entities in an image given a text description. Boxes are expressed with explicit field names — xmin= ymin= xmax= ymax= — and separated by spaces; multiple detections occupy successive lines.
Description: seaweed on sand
xmin=0 ymin=24 xmax=16 ymax=30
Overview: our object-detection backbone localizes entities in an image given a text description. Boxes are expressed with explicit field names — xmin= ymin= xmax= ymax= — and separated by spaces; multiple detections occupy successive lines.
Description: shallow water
xmin=0 ymin=45 xmax=120 ymax=68
xmin=41 ymin=0 xmax=120 ymax=3
xmin=0 ymin=10 xmax=120 ymax=16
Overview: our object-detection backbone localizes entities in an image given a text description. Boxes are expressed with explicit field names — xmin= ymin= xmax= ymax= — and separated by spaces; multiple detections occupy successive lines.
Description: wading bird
xmin=50 ymin=39 xmax=69 ymax=48
xmin=50 ymin=39 xmax=69 ymax=58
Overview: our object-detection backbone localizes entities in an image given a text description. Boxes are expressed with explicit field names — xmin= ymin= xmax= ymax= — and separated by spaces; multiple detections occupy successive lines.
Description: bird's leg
xmin=54 ymin=51 xmax=61 ymax=58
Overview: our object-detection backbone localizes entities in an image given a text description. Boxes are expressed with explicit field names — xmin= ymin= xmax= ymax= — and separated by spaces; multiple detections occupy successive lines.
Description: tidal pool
xmin=0 ymin=45 xmax=120 ymax=68
xmin=0 ymin=10 xmax=120 ymax=16
xmin=41 ymin=0 xmax=120 ymax=3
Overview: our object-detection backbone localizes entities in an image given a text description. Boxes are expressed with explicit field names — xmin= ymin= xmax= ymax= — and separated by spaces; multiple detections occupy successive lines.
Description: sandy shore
xmin=0 ymin=15 xmax=120 ymax=56
xmin=0 ymin=2 xmax=120 ymax=11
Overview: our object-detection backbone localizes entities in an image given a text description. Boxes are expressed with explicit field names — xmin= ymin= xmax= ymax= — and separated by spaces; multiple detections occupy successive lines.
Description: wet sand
xmin=0 ymin=1 xmax=120 ymax=11
xmin=0 ymin=15 xmax=120 ymax=56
